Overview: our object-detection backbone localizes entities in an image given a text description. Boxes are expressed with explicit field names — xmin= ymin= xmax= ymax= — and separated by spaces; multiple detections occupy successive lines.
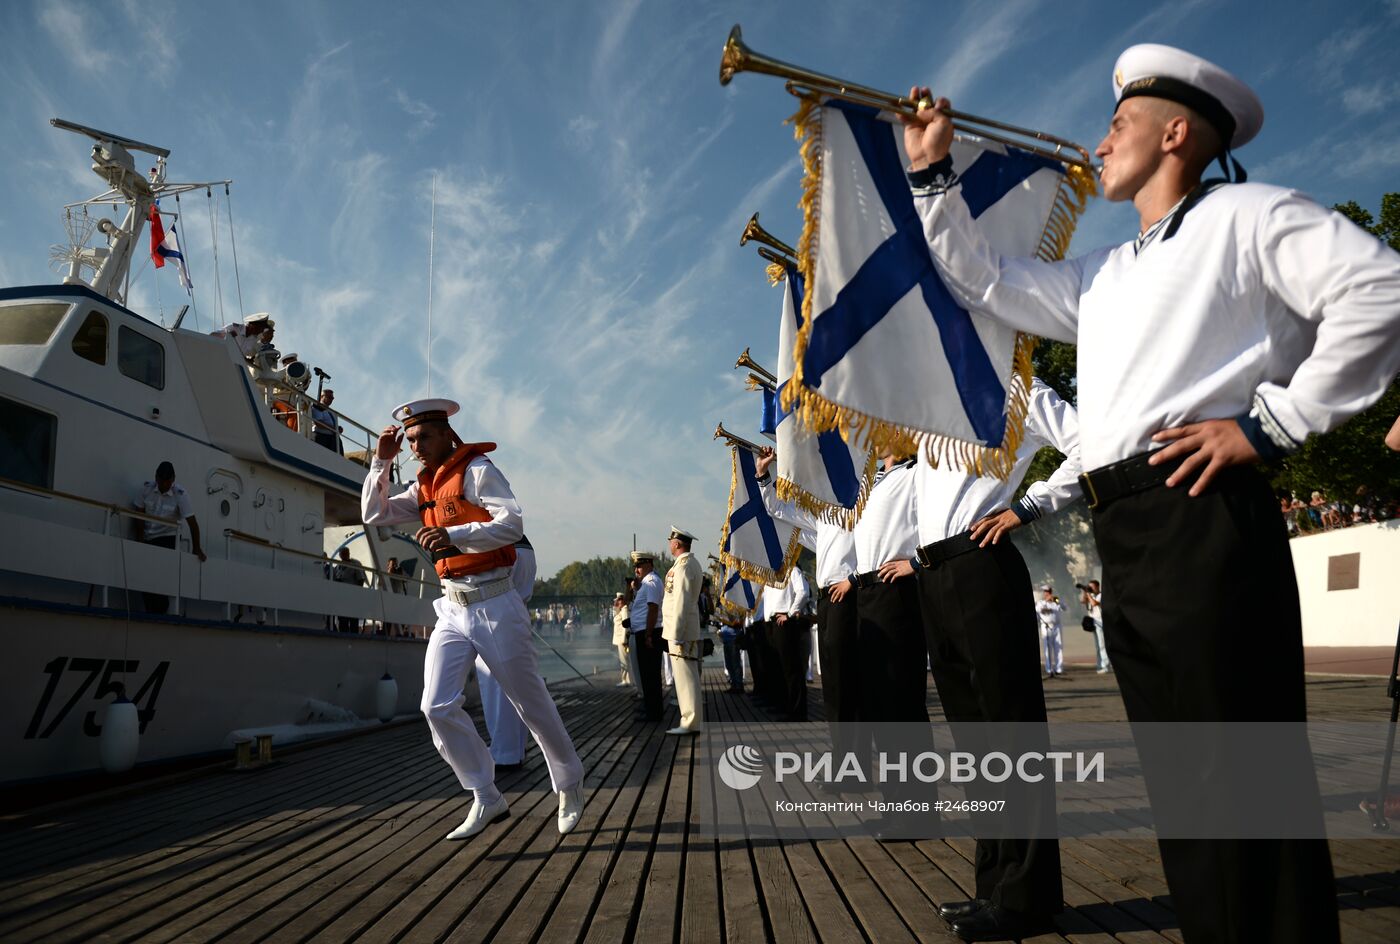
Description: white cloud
xmin=394 ymin=89 xmax=437 ymax=138
xmin=37 ymin=1 xmax=115 ymax=74
xmin=1341 ymin=80 xmax=1400 ymax=116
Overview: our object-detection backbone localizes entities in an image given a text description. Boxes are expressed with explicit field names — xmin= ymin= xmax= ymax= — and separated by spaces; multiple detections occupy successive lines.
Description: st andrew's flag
xmin=719 ymin=562 xmax=760 ymax=618
xmin=717 ymin=445 xmax=802 ymax=586
xmin=785 ymin=101 xmax=1092 ymax=478
xmin=771 ymin=258 xmax=876 ymax=528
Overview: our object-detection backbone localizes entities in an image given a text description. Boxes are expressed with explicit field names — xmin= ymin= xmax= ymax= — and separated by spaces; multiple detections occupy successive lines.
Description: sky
xmin=2 ymin=0 xmax=1399 ymax=578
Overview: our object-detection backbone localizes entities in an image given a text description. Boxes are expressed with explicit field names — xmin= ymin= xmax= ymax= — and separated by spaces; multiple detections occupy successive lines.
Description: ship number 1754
xmin=24 ymin=657 xmax=171 ymax=739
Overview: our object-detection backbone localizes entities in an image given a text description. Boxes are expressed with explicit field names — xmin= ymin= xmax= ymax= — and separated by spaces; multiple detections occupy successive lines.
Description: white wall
xmin=1290 ymin=519 xmax=1400 ymax=648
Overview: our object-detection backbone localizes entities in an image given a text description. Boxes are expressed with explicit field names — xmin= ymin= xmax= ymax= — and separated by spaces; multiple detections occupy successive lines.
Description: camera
xmin=1074 ymin=583 xmax=1090 ymax=591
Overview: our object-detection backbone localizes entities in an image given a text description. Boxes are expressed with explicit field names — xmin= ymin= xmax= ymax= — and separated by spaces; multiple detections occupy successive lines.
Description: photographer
xmin=1078 ymin=580 xmax=1110 ymax=674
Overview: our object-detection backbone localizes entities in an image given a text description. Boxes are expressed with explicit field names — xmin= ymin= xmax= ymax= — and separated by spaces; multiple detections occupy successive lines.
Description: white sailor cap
xmin=280 ymin=352 xmax=299 ymax=364
xmin=630 ymin=550 xmax=656 ymax=564
xmin=244 ymin=312 xmax=274 ymax=327
xmin=668 ymin=526 xmax=696 ymax=543
xmin=1112 ymin=44 xmax=1263 ymax=150
xmin=391 ymin=397 xmax=460 ymax=429
xmin=615 ymin=591 xmax=625 ymax=599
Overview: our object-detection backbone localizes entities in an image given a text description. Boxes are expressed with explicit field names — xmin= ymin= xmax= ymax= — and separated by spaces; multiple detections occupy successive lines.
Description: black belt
xmin=1078 ymin=452 xmax=1181 ymax=511
xmin=915 ymin=531 xmax=980 ymax=569
xmin=852 ymin=570 xmax=880 ymax=590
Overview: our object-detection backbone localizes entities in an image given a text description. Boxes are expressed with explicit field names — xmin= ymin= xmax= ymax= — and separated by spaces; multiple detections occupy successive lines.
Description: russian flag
xmin=148 ymin=203 xmax=192 ymax=294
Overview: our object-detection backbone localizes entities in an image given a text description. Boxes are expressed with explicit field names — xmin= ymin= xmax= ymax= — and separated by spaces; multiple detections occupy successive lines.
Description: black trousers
xmin=635 ymin=628 xmax=664 ymax=721
xmin=750 ymin=620 xmax=785 ymax=707
xmin=917 ymin=539 xmax=1062 ymax=917
xmin=855 ymin=576 xmax=926 ymax=722
xmin=772 ymin=616 xmax=811 ymax=721
xmin=816 ymin=589 xmax=859 ymax=722
xmin=1093 ymin=467 xmax=1338 ymax=944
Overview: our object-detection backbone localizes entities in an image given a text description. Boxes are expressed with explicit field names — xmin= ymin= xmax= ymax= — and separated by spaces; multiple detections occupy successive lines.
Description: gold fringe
xmin=772 ymin=446 xmax=878 ymax=531
xmin=766 ymin=261 xmax=788 ymax=285
xmin=780 ymin=99 xmax=1099 ymax=481
xmin=715 ymin=447 xmax=804 ymax=588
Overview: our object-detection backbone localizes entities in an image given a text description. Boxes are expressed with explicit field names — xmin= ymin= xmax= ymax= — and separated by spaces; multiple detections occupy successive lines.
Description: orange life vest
xmin=271 ymin=399 xmax=298 ymax=431
xmin=418 ymin=442 xmax=517 ymax=580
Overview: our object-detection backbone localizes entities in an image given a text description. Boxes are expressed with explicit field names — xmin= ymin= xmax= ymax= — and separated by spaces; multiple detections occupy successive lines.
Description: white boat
xmin=0 ymin=119 xmax=447 ymax=784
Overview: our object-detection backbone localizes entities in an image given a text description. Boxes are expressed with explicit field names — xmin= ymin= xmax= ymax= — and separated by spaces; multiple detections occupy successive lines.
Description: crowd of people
xmin=1281 ymin=486 xmax=1397 ymax=536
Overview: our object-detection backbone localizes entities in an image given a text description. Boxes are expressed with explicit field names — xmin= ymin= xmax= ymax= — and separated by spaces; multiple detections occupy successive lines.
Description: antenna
xmin=426 ymin=173 xmax=437 ymax=398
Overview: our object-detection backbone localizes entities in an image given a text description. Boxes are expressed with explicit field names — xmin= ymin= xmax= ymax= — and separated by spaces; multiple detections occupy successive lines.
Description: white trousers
xmin=422 ymin=589 xmax=582 ymax=793
xmin=628 ymin=636 xmax=643 ymax=693
xmin=1039 ymin=621 xmax=1064 ymax=674
xmin=669 ymin=641 xmax=703 ymax=730
xmin=662 ymin=651 xmax=673 ymax=687
xmin=476 ymin=657 xmax=528 ymax=765
xmin=807 ymin=626 xmax=820 ymax=680
xmin=616 ymin=643 xmax=631 ymax=684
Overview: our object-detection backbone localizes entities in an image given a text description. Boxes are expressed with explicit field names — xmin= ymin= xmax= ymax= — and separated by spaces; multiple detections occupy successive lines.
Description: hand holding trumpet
xmin=899 ymin=88 xmax=955 ymax=171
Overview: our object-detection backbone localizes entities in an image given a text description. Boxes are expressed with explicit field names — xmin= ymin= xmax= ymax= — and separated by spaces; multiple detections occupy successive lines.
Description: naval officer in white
xmin=661 ymin=527 xmax=704 ymax=734
xmin=901 ymin=42 xmax=1400 ymax=944
xmin=362 ymin=398 xmax=585 ymax=840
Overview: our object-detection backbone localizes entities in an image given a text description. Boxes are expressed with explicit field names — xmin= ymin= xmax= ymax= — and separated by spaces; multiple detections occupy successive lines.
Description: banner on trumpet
xmin=784 ymin=100 xmax=1095 ymax=479
xmin=717 ymin=445 xmax=802 ymax=587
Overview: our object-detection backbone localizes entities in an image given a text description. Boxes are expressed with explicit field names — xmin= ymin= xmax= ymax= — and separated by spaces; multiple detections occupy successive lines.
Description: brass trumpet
xmin=740 ymin=212 xmax=796 ymax=259
xmin=735 ymin=347 xmax=778 ymax=385
xmin=719 ymin=24 xmax=1094 ymax=169
xmin=714 ymin=422 xmax=767 ymax=456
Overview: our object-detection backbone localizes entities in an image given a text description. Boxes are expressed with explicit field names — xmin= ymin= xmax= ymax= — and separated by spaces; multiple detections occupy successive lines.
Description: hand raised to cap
xmin=755 ymin=446 xmax=776 ymax=478
xmin=376 ymin=425 xmax=403 ymax=460
xmin=898 ymin=88 xmax=954 ymax=171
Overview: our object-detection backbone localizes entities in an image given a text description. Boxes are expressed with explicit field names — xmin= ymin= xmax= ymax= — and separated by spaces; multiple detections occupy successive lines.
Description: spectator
xmin=311 ymin=389 xmax=342 ymax=453
xmin=385 ymin=556 xmax=408 ymax=594
xmin=132 ymin=461 xmax=206 ymax=613
xmin=1080 ymin=580 xmax=1111 ymax=674
xmin=331 ymin=547 xmax=366 ymax=632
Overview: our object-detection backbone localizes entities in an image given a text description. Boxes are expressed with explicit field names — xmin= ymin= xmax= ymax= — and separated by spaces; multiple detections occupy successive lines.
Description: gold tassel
xmin=716 ymin=446 xmax=805 ymax=588
xmin=766 ymin=261 xmax=787 ymax=285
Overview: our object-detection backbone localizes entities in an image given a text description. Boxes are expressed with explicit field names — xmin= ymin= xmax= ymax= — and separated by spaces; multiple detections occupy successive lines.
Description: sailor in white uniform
xmin=901 ymin=42 xmax=1400 ymax=944
xmin=362 ymin=398 xmax=585 ymax=840
xmin=1033 ymin=586 xmax=1065 ymax=678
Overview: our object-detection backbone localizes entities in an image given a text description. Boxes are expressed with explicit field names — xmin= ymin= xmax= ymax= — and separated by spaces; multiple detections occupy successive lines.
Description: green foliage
xmin=1030 ymin=338 xmax=1078 ymax=406
xmin=533 ymin=554 xmax=673 ymax=598
xmin=1333 ymin=195 xmax=1400 ymax=252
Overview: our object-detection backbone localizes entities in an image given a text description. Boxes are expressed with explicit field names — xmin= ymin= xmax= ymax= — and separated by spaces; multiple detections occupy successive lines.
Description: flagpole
xmin=426 ymin=173 xmax=437 ymax=398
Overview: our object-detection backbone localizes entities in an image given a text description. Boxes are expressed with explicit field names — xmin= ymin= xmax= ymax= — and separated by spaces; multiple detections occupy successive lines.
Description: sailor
xmin=835 ymin=453 xmax=924 ymax=723
xmin=215 ymin=312 xmax=275 ymax=360
xmin=661 ymin=527 xmax=704 ymax=734
xmin=901 ymin=42 xmax=1400 ymax=943
xmin=132 ymin=460 xmax=207 ymax=613
xmin=629 ymin=551 xmax=665 ymax=722
xmin=361 ymin=398 xmax=585 ymax=839
xmin=754 ymin=448 xmax=859 ymax=726
xmin=611 ymin=592 xmax=632 ymax=688
xmin=757 ymin=566 xmax=811 ymax=722
xmin=474 ymin=534 xmax=537 ymax=771
xmin=1033 ymin=586 xmax=1066 ymax=678
xmin=897 ymin=377 xmax=1082 ymax=938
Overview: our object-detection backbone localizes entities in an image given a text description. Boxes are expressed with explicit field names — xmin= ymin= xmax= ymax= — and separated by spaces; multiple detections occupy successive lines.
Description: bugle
xmin=740 ymin=212 xmax=796 ymax=258
xmin=719 ymin=24 xmax=1094 ymax=169
xmin=745 ymin=371 xmax=776 ymax=393
xmin=734 ymin=347 xmax=777 ymax=385
xmin=714 ymin=422 xmax=767 ymax=456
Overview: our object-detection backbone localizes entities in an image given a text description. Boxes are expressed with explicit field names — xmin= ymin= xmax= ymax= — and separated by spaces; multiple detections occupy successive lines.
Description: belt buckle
xmin=1079 ymin=472 xmax=1100 ymax=510
xmin=915 ymin=545 xmax=933 ymax=569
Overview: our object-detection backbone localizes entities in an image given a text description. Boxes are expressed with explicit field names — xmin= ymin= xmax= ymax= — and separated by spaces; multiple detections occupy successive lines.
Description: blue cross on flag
xmin=718 ymin=445 xmax=802 ymax=586
xmin=786 ymin=101 xmax=1090 ymax=478
xmin=720 ymin=562 xmax=760 ymax=618
xmin=772 ymin=258 xmax=875 ymax=528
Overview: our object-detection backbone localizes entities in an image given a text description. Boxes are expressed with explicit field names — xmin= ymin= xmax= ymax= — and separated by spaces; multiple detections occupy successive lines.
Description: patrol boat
xmin=0 ymin=119 xmax=443 ymax=784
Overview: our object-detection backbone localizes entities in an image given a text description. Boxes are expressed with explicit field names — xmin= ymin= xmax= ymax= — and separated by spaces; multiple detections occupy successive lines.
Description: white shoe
xmin=558 ymin=785 xmax=585 ymax=835
xmin=666 ymin=726 xmax=700 ymax=736
xmin=445 ymin=795 xmax=509 ymax=840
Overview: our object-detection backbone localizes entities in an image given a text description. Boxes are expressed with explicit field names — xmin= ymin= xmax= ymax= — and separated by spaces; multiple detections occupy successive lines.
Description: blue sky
xmin=3 ymin=0 xmax=1399 ymax=578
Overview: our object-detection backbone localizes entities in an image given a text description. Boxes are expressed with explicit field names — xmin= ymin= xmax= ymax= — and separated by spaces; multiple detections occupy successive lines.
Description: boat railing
xmin=251 ymin=375 xmax=394 ymax=473
xmin=0 ymin=474 xmax=431 ymax=629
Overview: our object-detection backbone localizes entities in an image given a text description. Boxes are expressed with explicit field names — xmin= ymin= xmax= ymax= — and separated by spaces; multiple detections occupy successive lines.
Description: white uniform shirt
xmin=630 ymin=570 xmax=663 ymax=634
xmin=761 ymin=568 xmax=811 ymax=618
xmin=914 ymin=378 xmax=1083 ymax=545
xmin=1035 ymin=598 xmax=1064 ymax=630
xmin=134 ymin=481 xmax=193 ymax=540
xmin=853 ymin=460 xmax=919 ymax=572
xmin=360 ymin=454 xmax=522 ymax=585
xmin=1085 ymin=590 xmax=1102 ymax=623
xmin=914 ymin=180 xmax=1400 ymax=469
xmin=757 ymin=478 xmax=857 ymax=589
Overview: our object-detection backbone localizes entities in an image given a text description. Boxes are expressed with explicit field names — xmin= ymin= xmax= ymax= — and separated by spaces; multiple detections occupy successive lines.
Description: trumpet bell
xmin=719 ymin=25 xmax=746 ymax=86
xmin=740 ymin=211 xmax=796 ymax=258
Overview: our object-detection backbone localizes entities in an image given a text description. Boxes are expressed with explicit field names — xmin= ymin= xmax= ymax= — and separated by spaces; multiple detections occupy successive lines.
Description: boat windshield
xmin=0 ymin=303 xmax=70 ymax=346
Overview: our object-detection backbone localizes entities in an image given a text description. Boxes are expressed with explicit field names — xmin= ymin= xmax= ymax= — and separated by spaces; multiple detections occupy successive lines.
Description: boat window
xmin=117 ymin=326 xmax=164 ymax=390
xmin=0 ymin=303 xmax=69 ymax=346
xmin=0 ymin=397 xmax=56 ymax=489
xmin=71 ymin=310 xmax=108 ymax=365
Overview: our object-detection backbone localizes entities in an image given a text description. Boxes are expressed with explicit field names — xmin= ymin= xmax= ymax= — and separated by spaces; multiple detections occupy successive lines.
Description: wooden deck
xmin=2 ymin=668 xmax=1398 ymax=943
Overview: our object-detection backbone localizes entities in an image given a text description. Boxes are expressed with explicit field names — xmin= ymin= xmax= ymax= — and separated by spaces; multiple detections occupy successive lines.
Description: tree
xmin=532 ymin=553 xmax=673 ymax=598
